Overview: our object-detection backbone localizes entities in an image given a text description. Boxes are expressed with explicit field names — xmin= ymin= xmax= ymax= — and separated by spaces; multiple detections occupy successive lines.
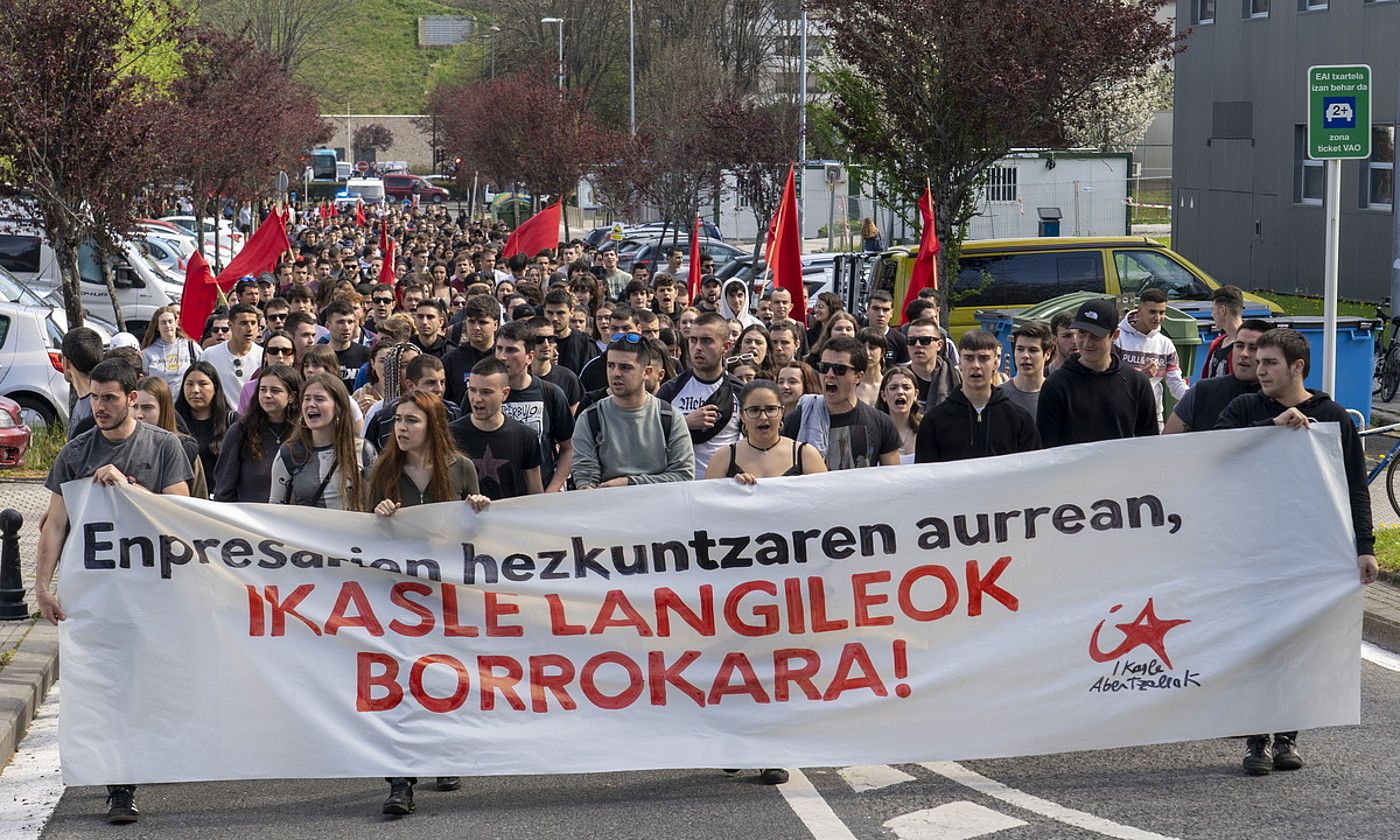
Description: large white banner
xmin=57 ymin=426 xmax=1362 ymax=785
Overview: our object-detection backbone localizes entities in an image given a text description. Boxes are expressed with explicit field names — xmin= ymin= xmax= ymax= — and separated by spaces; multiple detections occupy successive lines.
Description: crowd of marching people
xmin=32 ymin=202 xmax=1381 ymax=822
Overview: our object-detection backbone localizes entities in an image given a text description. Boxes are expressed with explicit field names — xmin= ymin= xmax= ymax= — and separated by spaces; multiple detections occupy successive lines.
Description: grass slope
xmin=295 ymin=0 xmax=478 ymax=114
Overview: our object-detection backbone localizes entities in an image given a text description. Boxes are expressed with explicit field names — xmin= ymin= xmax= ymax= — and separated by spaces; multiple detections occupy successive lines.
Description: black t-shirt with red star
xmin=447 ymin=414 xmax=542 ymax=499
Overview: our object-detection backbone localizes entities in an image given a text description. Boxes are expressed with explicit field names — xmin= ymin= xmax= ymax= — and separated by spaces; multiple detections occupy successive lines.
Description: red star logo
xmin=1089 ymin=598 xmax=1191 ymax=669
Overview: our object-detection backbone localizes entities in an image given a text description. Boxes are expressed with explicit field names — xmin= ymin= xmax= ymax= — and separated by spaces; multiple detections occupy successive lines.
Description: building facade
xmin=1172 ymin=0 xmax=1398 ymax=300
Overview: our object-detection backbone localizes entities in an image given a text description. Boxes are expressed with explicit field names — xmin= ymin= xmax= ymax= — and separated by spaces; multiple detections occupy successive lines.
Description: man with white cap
xmin=1035 ymin=298 xmax=1158 ymax=447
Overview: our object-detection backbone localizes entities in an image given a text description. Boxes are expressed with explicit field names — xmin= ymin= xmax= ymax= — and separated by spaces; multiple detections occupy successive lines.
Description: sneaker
xmin=1243 ymin=735 xmax=1272 ymax=775
xmin=1272 ymin=734 xmax=1304 ymax=771
xmin=435 ymin=776 xmax=461 ymax=791
xmin=105 ymin=785 xmax=139 ymax=824
xmin=382 ymin=781 xmax=415 ymax=816
xmin=759 ymin=768 xmax=790 ymax=785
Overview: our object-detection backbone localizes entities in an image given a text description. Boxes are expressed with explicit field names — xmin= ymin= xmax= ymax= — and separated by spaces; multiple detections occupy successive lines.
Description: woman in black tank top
xmin=702 ymin=380 xmax=827 ymax=786
xmin=705 ymin=379 xmax=827 ymax=483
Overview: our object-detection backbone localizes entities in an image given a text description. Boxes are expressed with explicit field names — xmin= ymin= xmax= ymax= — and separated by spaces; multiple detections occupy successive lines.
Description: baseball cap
xmin=1069 ymin=299 xmax=1117 ymax=338
xmin=109 ymin=332 xmax=140 ymax=350
xmin=701 ymin=274 xmax=721 ymax=287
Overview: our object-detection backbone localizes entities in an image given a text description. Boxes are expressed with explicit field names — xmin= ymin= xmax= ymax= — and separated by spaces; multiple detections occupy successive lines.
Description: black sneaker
xmin=1243 ymin=735 xmax=1272 ymax=775
xmin=383 ymin=780 xmax=415 ymax=816
xmin=1272 ymin=735 xmax=1304 ymax=771
xmin=105 ymin=785 xmax=139 ymax=824
xmin=759 ymin=768 xmax=790 ymax=785
xmin=435 ymin=776 xmax=461 ymax=791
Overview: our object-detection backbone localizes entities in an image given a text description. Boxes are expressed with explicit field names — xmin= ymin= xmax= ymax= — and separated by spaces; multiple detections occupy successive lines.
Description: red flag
xmin=213 ymin=208 xmax=292 ymax=291
xmin=378 ymin=220 xmax=396 ymax=285
xmin=687 ymin=214 xmax=703 ymax=302
xmin=354 ymin=201 xmax=366 ymax=227
xmin=769 ymin=164 xmax=805 ymax=323
xmin=179 ymin=250 xmax=218 ymax=340
xmin=327 ymin=200 xmax=339 ymax=219
xmin=903 ymin=187 xmax=941 ymax=315
xmin=502 ymin=201 xmax=562 ymax=259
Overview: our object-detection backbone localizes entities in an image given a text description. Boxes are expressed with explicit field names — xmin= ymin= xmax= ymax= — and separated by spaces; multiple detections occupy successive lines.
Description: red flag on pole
xmin=213 ymin=208 xmax=292 ymax=291
xmin=501 ymin=201 xmax=562 ymax=259
xmin=378 ymin=220 xmax=396 ymax=286
xmin=179 ymin=250 xmax=218 ymax=340
xmin=903 ymin=186 xmax=941 ymax=315
xmin=687 ymin=214 xmax=703 ymax=302
xmin=354 ymin=202 xmax=366 ymax=227
xmin=769 ymin=163 xmax=806 ymax=323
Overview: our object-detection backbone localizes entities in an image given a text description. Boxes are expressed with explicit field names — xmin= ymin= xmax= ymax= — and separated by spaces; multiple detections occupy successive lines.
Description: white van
xmin=0 ymin=224 xmax=175 ymax=336
xmin=334 ymin=177 xmax=386 ymax=209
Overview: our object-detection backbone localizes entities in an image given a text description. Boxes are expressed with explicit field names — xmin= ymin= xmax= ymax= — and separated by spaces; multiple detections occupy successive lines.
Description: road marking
xmin=921 ymin=761 xmax=1179 ymax=840
xmin=0 ymin=684 xmax=64 ymax=840
xmin=837 ymin=764 xmax=917 ymax=792
xmin=1362 ymin=641 xmax=1400 ymax=672
xmin=777 ymin=768 xmax=859 ymax=840
xmin=884 ymin=801 xmax=1027 ymax=840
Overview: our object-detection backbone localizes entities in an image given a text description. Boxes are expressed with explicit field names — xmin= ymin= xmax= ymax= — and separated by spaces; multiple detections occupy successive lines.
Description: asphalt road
xmin=14 ymin=648 xmax=1400 ymax=840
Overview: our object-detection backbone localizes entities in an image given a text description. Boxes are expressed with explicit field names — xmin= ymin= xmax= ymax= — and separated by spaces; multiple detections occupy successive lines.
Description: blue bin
xmin=1263 ymin=316 xmax=1376 ymax=423
xmin=975 ymin=309 xmax=1018 ymax=374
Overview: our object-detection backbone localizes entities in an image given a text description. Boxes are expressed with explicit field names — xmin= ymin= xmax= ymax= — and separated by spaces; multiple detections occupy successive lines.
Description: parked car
xmin=383 ymin=173 xmax=450 ymax=204
xmin=870 ymin=236 xmax=1284 ymax=335
xmin=584 ymin=221 xmax=723 ymax=249
xmin=335 ymin=178 xmax=386 ymax=209
xmin=621 ymin=238 xmax=745 ymax=275
xmin=0 ymin=395 xmax=31 ymax=468
xmin=0 ymin=299 xmax=70 ymax=430
xmin=158 ymin=216 xmax=245 ymax=253
xmin=718 ymin=254 xmax=840 ymax=300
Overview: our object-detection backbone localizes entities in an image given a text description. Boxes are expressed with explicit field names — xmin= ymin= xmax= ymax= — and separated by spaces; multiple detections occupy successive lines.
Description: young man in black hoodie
xmin=916 ymin=330 xmax=1040 ymax=462
xmin=1213 ymin=327 xmax=1377 ymax=776
xmin=1036 ymin=298 xmax=1158 ymax=447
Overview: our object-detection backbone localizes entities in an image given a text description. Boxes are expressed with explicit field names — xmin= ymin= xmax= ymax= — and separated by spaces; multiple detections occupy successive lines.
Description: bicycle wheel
xmin=1386 ymin=447 xmax=1400 ymax=523
xmin=1383 ymin=344 xmax=1400 ymax=402
xmin=1376 ymin=346 xmax=1387 ymax=396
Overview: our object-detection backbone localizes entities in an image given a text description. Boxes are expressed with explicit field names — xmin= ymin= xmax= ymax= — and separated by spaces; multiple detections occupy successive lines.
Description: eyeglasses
xmin=536 ymin=334 xmax=558 ymax=344
xmin=817 ymin=361 xmax=855 ymax=376
xmin=266 ymin=347 xmax=295 ymax=357
xmin=907 ymin=335 xmax=941 ymax=346
xmin=610 ymin=332 xmax=643 ymax=344
xmin=267 ymin=313 xmax=287 ymax=321
xmin=742 ymin=405 xmax=783 ymax=419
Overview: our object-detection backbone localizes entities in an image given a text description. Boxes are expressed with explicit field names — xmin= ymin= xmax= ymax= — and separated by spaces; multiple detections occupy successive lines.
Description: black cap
xmin=1070 ymin=298 xmax=1117 ymax=338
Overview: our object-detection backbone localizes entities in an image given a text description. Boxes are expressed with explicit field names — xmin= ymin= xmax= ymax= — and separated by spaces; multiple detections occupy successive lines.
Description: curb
xmin=0 ymin=619 xmax=57 ymax=770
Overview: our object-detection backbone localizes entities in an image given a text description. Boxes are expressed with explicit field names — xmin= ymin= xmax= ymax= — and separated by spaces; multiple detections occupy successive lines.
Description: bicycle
xmin=1371 ymin=297 xmax=1400 ymax=402
xmin=1358 ymin=418 xmax=1400 ymax=521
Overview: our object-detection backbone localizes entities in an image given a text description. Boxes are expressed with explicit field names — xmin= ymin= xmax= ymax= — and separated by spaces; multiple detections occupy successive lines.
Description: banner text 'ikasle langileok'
xmin=57 ymin=426 xmax=1361 ymax=784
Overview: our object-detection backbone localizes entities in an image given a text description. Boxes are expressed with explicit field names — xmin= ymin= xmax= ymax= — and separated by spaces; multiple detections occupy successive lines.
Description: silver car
xmin=0 ymin=299 xmax=71 ymax=429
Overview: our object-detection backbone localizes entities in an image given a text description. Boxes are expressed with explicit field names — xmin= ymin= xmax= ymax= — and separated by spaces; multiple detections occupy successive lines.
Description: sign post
xmin=1307 ymin=64 xmax=1371 ymax=396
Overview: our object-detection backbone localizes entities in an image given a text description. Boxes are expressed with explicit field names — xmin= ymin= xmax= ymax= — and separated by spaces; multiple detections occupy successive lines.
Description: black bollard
xmin=0 ymin=508 xmax=27 ymax=620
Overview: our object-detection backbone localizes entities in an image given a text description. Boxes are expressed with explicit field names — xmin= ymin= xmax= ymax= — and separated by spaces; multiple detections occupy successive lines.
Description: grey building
xmin=1173 ymin=0 xmax=1398 ymax=300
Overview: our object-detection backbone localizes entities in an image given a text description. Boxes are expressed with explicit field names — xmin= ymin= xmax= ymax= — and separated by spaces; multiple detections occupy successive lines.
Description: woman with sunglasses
xmin=214 ymin=364 xmax=302 ymax=503
xmin=174 ymin=361 xmax=238 ymax=486
xmin=704 ymin=379 xmax=824 ymax=789
xmin=235 ymin=331 xmax=298 ymax=414
xmin=140 ymin=305 xmax=201 ymax=392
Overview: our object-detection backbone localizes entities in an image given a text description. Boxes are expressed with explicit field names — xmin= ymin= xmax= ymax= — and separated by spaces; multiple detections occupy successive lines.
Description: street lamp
xmin=488 ymin=25 xmax=500 ymax=79
xmin=628 ymin=0 xmax=636 ymax=135
xmin=541 ymin=18 xmax=564 ymax=92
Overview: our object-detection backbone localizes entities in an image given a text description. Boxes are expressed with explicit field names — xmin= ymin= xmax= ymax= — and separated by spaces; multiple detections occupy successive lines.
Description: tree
xmin=157 ymin=25 xmax=329 ymax=269
xmin=0 ymin=0 xmax=184 ymax=329
xmin=427 ymin=68 xmax=611 ymax=237
xmin=1064 ymin=65 xmax=1174 ymax=153
xmin=808 ymin=0 xmax=1180 ymax=276
xmin=352 ymin=123 xmax=395 ymax=163
xmin=705 ymin=98 xmax=795 ymax=259
xmin=203 ymin=0 xmax=337 ymax=72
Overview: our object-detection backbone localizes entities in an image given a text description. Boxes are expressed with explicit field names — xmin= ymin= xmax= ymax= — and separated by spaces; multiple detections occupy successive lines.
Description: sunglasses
xmin=907 ymin=335 xmax=941 ymax=347
xmin=372 ymin=297 xmax=394 ymax=305
xmin=817 ymin=361 xmax=855 ymax=376
xmin=266 ymin=347 xmax=295 ymax=357
xmin=610 ymin=332 xmax=643 ymax=345
xmin=211 ymin=325 xmax=230 ymax=334
xmin=266 ymin=312 xmax=287 ymax=321
xmin=536 ymin=334 xmax=558 ymax=344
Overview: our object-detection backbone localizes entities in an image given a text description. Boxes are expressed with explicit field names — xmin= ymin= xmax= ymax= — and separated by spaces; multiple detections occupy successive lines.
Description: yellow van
xmin=871 ymin=236 xmax=1282 ymax=335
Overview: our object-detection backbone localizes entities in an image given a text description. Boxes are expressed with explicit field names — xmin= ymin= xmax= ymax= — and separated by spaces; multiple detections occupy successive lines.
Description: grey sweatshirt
xmin=570 ymin=395 xmax=695 ymax=488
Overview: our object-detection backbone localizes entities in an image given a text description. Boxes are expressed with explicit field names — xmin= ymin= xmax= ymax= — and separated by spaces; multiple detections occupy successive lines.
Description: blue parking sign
xmin=1323 ymin=96 xmax=1357 ymax=128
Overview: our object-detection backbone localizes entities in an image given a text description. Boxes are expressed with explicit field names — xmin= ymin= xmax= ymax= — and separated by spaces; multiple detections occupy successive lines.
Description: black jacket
xmin=1036 ymin=354 xmax=1159 ymax=447
xmin=1214 ymin=390 xmax=1373 ymax=556
xmin=915 ymin=387 xmax=1041 ymax=463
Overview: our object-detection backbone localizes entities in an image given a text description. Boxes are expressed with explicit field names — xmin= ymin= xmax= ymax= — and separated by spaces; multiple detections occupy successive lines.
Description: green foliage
xmin=291 ymin=0 xmax=471 ymax=113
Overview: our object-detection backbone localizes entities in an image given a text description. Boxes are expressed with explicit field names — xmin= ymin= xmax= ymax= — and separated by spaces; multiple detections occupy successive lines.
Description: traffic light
xmin=433 ymin=147 xmax=445 ymax=165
